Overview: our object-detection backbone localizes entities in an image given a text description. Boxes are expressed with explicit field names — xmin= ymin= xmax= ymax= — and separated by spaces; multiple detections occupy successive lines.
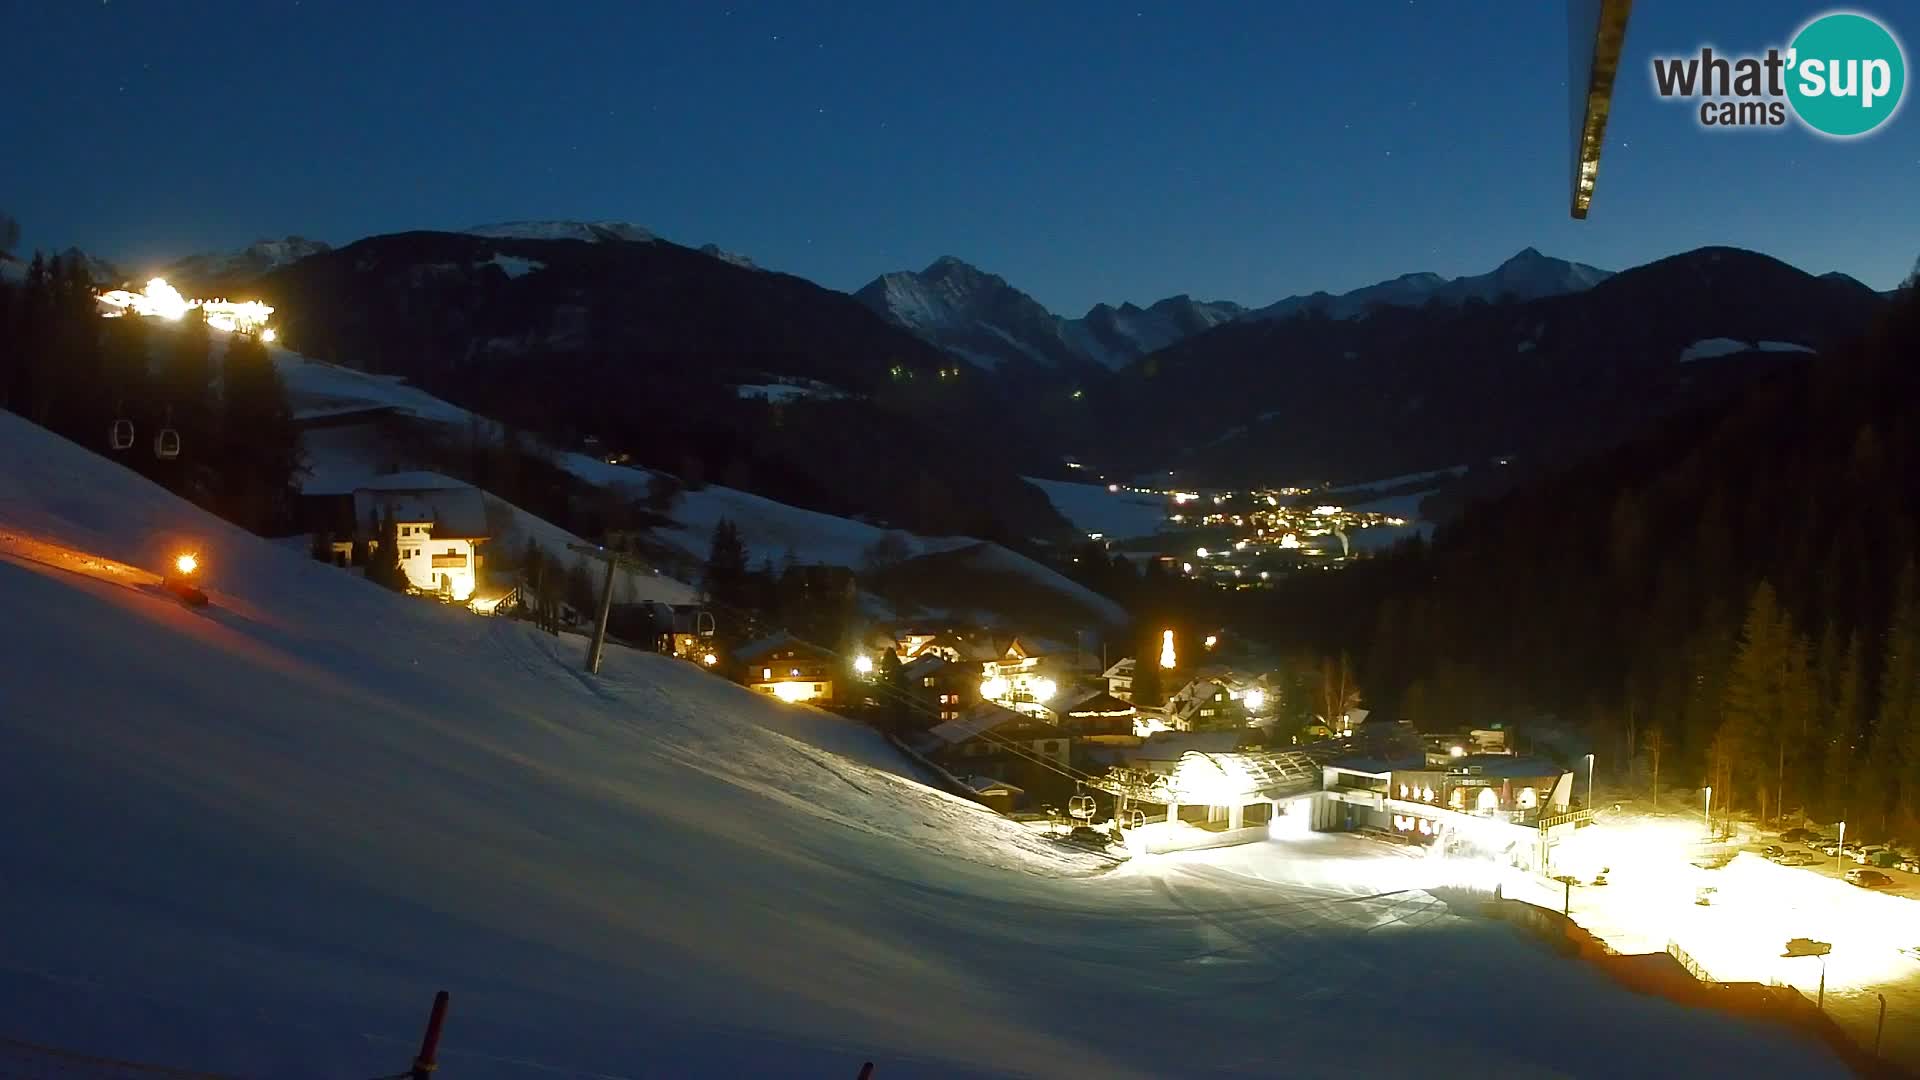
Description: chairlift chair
xmin=154 ymin=426 xmax=181 ymax=460
xmin=109 ymin=418 xmax=135 ymax=451
xmin=1125 ymin=808 xmax=1147 ymax=830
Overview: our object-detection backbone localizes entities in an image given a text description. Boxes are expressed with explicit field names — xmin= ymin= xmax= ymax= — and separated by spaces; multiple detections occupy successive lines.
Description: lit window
xmin=1477 ymin=788 xmax=1499 ymax=813
xmin=1517 ymin=786 xmax=1538 ymax=810
xmin=1398 ymin=784 xmax=1409 ymax=798
xmin=762 ymin=668 xmax=772 ymax=681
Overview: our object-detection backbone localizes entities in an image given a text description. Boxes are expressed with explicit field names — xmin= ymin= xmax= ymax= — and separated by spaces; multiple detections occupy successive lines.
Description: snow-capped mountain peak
xmin=163 ymin=236 xmax=331 ymax=286
xmin=1247 ymin=249 xmax=1612 ymax=322
xmin=465 ymin=220 xmax=659 ymax=244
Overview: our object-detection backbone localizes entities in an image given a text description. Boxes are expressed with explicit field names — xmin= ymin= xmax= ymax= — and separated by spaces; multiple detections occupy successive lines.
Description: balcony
xmin=430 ymin=554 xmax=468 ymax=569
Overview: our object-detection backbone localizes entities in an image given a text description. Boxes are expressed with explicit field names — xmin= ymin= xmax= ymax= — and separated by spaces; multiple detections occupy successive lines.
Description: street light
xmin=1838 ymin=820 xmax=1847 ymax=875
xmin=1585 ymin=753 xmax=1596 ymax=810
xmin=1704 ymin=785 xmax=1713 ymax=836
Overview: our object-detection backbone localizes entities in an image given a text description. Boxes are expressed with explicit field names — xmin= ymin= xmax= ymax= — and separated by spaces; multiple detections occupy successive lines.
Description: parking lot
xmin=1498 ymin=802 xmax=1920 ymax=1069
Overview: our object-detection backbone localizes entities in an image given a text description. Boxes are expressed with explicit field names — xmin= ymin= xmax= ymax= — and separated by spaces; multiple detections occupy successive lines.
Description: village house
xmin=979 ymin=637 xmax=1073 ymax=718
xmin=1166 ymin=676 xmax=1247 ymax=731
xmin=1056 ymin=689 xmax=1140 ymax=746
xmin=901 ymin=652 xmax=977 ymax=725
xmin=734 ymin=631 xmax=840 ymax=705
xmin=1102 ymin=657 xmax=1136 ymax=701
xmin=319 ymin=476 xmax=491 ymax=602
xmin=914 ymin=701 xmax=1075 ymax=806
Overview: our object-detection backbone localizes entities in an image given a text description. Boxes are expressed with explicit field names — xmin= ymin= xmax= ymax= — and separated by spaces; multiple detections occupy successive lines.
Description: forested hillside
xmin=1275 ymin=283 xmax=1920 ymax=839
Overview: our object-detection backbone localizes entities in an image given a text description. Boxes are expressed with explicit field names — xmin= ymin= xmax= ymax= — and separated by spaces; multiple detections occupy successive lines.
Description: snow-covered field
xmin=0 ymin=412 xmax=1850 ymax=1077
xmin=1023 ymin=477 xmax=1168 ymax=541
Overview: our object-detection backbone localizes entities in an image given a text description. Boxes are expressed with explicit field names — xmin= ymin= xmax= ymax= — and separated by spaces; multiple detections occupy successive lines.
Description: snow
xmin=480 ymin=253 xmax=545 ymax=279
xmin=556 ymin=453 xmax=970 ymax=569
xmin=1678 ymin=337 xmax=1754 ymax=363
xmin=0 ymin=416 xmax=1851 ymax=1077
xmin=1760 ymin=340 xmax=1817 ymax=354
xmin=275 ymin=348 xmax=479 ymax=426
xmin=1507 ymin=802 xmax=1920 ymax=1071
xmin=463 ymin=220 xmax=658 ymax=244
xmin=940 ymin=541 xmax=1131 ymax=628
xmin=735 ymin=382 xmax=848 ymax=403
xmin=1023 ymin=477 xmax=1167 ymax=541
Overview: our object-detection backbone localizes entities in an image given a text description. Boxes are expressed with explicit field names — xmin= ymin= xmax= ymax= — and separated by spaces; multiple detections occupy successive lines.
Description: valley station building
xmin=1113 ymin=726 xmax=1582 ymax=868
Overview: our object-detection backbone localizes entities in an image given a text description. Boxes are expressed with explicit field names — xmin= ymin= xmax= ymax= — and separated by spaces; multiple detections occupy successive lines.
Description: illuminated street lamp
xmin=1704 ymin=785 xmax=1713 ymax=836
xmin=1837 ymin=820 xmax=1847 ymax=875
xmin=1585 ymin=753 xmax=1596 ymax=810
xmin=853 ymin=654 xmax=874 ymax=676
xmin=1159 ymin=629 xmax=1176 ymax=669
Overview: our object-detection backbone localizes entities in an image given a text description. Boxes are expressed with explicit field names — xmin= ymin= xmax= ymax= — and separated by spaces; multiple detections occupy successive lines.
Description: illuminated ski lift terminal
xmin=97 ymin=278 xmax=278 ymax=342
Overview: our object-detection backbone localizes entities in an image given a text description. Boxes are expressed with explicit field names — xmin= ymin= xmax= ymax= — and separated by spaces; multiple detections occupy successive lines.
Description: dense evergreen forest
xmin=1275 ymin=282 xmax=1920 ymax=840
xmin=0 ymin=253 xmax=301 ymax=534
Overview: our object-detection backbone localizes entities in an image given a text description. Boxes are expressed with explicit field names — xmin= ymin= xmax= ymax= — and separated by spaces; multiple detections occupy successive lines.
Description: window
xmin=923 ymin=677 xmax=934 ymax=687
xmin=762 ymin=668 xmax=772 ymax=681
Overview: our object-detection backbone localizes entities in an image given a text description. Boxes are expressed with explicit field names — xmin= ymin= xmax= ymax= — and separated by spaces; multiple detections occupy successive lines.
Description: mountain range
xmin=46 ymin=220 xmax=1903 ymax=528
xmin=854 ymin=257 xmax=1243 ymax=373
xmin=853 ymin=248 xmax=1617 ymax=373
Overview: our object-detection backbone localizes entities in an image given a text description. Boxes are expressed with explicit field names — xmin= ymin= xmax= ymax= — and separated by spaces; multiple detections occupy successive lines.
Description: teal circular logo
xmin=1787 ymin=12 xmax=1906 ymax=137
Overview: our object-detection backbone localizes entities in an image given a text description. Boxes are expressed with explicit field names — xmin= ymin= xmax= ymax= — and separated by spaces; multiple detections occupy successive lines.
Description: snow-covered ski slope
xmin=0 ymin=413 xmax=1844 ymax=1079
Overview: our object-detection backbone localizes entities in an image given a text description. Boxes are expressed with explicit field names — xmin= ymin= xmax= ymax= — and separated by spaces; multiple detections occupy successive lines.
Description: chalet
xmin=980 ymin=637 xmax=1069 ymax=717
xmin=1057 ymin=689 xmax=1139 ymax=746
xmin=902 ymin=653 xmax=976 ymax=724
xmin=916 ymin=701 xmax=1072 ymax=774
xmin=1102 ymin=657 xmax=1136 ymax=701
xmin=1167 ymin=676 xmax=1246 ymax=731
xmin=325 ymin=477 xmax=490 ymax=602
xmin=735 ymin=632 xmax=839 ymax=705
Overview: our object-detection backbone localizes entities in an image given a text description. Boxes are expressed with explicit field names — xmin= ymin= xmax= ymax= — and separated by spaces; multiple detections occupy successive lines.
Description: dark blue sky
xmin=7 ymin=1 xmax=1916 ymax=313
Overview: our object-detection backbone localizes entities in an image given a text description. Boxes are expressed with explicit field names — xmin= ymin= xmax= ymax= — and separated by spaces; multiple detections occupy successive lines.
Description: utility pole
xmin=570 ymin=544 xmax=652 ymax=676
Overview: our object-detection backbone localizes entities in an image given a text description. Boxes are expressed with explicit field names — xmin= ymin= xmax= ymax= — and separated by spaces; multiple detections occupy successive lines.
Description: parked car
xmin=1777 ymin=852 xmax=1817 ymax=867
xmin=1762 ymin=844 xmax=1785 ymax=859
xmin=1846 ymin=869 xmax=1894 ymax=889
xmin=1900 ymin=857 xmax=1920 ymax=874
xmin=1806 ymin=835 xmax=1832 ymax=850
xmin=1855 ymin=846 xmax=1886 ymax=865
xmin=1781 ymin=828 xmax=1816 ymax=843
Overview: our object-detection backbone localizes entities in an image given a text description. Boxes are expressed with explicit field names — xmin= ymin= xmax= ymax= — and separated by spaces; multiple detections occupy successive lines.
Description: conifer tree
xmin=370 ymin=507 xmax=406 ymax=592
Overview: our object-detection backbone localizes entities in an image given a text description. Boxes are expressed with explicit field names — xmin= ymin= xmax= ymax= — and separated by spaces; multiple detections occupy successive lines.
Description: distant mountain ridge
xmin=1246 ymin=248 xmax=1614 ymax=321
xmin=854 ymin=256 xmax=1243 ymax=373
xmin=1081 ymin=245 xmax=1887 ymax=489
xmin=856 ymin=248 xmax=1609 ymax=374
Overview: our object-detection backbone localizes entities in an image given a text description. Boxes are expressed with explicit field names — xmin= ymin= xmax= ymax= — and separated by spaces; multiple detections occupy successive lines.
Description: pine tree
xmin=702 ymin=519 xmax=749 ymax=613
xmin=1720 ymin=581 xmax=1795 ymax=821
xmin=1883 ymin=561 xmax=1920 ymax=828
xmin=876 ymin=648 xmax=908 ymax=734
xmin=370 ymin=507 xmax=406 ymax=592
xmin=162 ymin=306 xmax=214 ymax=457
xmin=566 ymin=558 xmax=596 ymax=619
xmin=219 ymin=331 xmax=301 ymax=532
xmin=1822 ymin=632 xmax=1866 ymax=821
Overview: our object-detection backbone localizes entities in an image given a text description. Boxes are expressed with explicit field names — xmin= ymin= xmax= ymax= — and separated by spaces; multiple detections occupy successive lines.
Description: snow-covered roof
xmin=352 ymin=484 xmax=489 ymax=540
xmin=900 ymin=653 xmax=952 ymax=682
xmin=1102 ymin=657 xmax=1135 ymax=679
xmin=1063 ymin=690 xmax=1135 ymax=717
xmin=924 ymin=702 xmax=1032 ymax=747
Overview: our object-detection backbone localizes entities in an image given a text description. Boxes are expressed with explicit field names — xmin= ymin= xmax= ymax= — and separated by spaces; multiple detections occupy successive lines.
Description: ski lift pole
xmin=570 ymin=544 xmax=652 ymax=676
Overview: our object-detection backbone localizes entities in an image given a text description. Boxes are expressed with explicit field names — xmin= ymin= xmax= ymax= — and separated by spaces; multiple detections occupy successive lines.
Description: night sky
xmin=7 ymin=1 xmax=1916 ymax=313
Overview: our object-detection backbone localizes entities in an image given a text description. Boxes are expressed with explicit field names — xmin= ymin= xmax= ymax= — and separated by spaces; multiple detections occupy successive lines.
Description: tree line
xmin=1270 ymin=284 xmax=1920 ymax=840
xmin=0 ymin=252 xmax=302 ymax=534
